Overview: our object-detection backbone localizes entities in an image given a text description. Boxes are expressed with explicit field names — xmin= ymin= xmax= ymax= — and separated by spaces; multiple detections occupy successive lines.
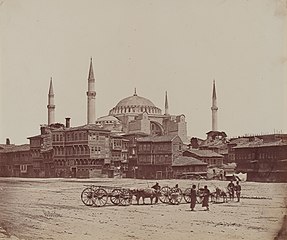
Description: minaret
xmin=47 ymin=77 xmax=55 ymax=125
xmin=211 ymin=80 xmax=218 ymax=131
xmin=87 ymin=58 xmax=96 ymax=124
xmin=164 ymin=91 xmax=169 ymax=115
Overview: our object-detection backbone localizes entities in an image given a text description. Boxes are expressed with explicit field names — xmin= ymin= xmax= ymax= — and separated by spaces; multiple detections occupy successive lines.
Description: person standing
xmin=227 ymin=180 xmax=235 ymax=201
xmin=151 ymin=182 xmax=161 ymax=204
xmin=190 ymin=184 xmax=197 ymax=211
xmin=202 ymin=185 xmax=210 ymax=211
xmin=234 ymin=181 xmax=241 ymax=202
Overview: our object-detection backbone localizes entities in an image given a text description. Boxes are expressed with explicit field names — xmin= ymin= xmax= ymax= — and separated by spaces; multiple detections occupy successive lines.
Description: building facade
xmin=183 ymin=149 xmax=224 ymax=167
xmin=97 ymin=89 xmax=188 ymax=143
xmin=172 ymin=156 xmax=208 ymax=178
xmin=0 ymin=141 xmax=32 ymax=177
xmin=136 ymin=135 xmax=183 ymax=179
xmin=234 ymin=140 xmax=287 ymax=182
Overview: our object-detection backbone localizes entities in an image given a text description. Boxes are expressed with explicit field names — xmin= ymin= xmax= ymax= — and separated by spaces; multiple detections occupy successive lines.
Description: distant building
xmin=0 ymin=140 xmax=31 ymax=177
xmin=234 ymin=138 xmax=287 ymax=182
xmin=172 ymin=156 xmax=207 ymax=179
xmin=121 ymin=132 xmax=149 ymax=178
xmin=136 ymin=135 xmax=183 ymax=179
xmin=183 ymin=149 xmax=224 ymax=167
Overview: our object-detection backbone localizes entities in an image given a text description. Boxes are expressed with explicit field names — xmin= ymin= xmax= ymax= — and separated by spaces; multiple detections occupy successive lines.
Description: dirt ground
xmin=0 ymin=178 xmax=286 ymax=240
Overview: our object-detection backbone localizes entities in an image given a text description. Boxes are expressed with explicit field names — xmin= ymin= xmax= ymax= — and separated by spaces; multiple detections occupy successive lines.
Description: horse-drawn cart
xmin=81 ymin=184 xmax=215 ymax=207
xmin=81 ymin=185 xmax=132 ymax=207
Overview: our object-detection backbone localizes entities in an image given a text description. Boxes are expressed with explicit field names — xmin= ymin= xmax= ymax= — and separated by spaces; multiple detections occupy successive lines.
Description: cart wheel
xmin=183 ymin=188 xmax=192 ymax=203
xmin=110 ymin=189 xmax=122 ymax=205
xmin=169 ymin=187 xmax=182 ymax=205
xmin=93 ymin=188 xmax=108 ymax=207
xmin=81 ymin=187 xmax=94 ymax=206
xmin=159 ymin=186 xmax=171 ymax=203
xmin=119 ymin=189 xmax=132 ymax=206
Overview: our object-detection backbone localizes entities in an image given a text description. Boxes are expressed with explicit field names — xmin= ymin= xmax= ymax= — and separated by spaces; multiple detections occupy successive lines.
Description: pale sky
xmin=0 ymin=0 xmax=286 ymax=144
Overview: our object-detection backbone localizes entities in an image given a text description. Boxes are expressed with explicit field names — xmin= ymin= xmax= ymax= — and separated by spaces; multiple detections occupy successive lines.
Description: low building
xmin=172 ymin=156 xmax=207 ymax=179
xmin=0 ymin=141 xmax=32 ymax=177
xmin=183 ymin=149 xmax=224 ymax=167
xmin=234 ymin=140 xmax=287 ymax=182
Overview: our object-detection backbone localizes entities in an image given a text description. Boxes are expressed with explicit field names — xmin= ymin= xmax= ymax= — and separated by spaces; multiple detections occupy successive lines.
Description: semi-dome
xmin=109 ymin=89 xmax=162 ymax=116
xmin=96 ymin=115 xmax=120 ymax=123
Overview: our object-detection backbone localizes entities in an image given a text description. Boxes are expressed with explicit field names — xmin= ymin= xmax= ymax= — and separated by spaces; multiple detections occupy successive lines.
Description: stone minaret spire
xmin=164 ymin=91 xmax=169 ymax=115
xmin=87 ymin=58 xmax=96 ymax=124
xmin=211 ymin=80 xmax=218 ymax=131
xmin=47 ymin=77 xmax=55 ymax=125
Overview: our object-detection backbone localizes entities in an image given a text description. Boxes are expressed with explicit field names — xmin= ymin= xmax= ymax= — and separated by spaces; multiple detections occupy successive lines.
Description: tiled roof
xmin=0 ymin=144 xmax=16 ymax=150
xmin=0 ymin=144 xmax=30 ymax=153
xmin=172 ymin=156 xmax=207 ymax=166
xmin=53 ymin=124 xmax=110 ymax=132
xmin=199 ymin=138 xmax=227 ymax=149
xmin=122 ymin=132 xmax=149 ymax=137
xmin=185 ymin=149 xmax=223 ymax=158
xmin=137 ymin=134 xmax=179 ymax=143
xmin=233 ymin=140 xmax=287 ymax=149
xmin=27 ymin=134 xmax=42 ymax=139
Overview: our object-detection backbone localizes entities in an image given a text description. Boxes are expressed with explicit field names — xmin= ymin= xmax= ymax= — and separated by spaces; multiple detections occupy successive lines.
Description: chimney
xmin=40 ymin=126 xmax=46 ymax=135
xmin=65 ymin=117 xmax=71 ymax=128
xmin=6 ymin=138 xmax=10 ymax=145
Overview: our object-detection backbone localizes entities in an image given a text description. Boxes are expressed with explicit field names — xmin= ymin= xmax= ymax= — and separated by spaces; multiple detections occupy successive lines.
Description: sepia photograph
xmin=0 ymin=0 xmax=286 ymax=239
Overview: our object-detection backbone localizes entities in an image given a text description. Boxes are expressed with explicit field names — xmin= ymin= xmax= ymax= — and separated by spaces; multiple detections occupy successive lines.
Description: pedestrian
xmin=234 ymin=181 xmax=241 ymax=202
xmin=151 ymin=182 xmax=161 ymax=191
xmin=190 ymin=184 xmax=197 ymax=211
xmin=151 ymin=182 xmax=161 ymax=204
xmin=227 ymin=180 xmax=235 ymax=201
xmin=202 ymin=185 xmax=210 ymax=211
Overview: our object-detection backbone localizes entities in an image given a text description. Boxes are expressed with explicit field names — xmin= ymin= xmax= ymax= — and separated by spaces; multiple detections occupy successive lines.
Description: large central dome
xmin=116 ymin=94 xmax=155 ymax=108
xmin=109 ymin=90 xmax=162 ymax=116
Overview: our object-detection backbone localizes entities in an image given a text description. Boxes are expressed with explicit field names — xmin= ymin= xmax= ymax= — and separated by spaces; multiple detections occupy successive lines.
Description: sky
xmin=0 ymin=0 xmax=286 ymax=144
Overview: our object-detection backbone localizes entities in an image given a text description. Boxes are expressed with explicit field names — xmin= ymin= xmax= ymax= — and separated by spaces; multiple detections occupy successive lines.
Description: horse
xmin=130 ymin=188 xmax=160 ymax=205
xmin=211 ymin=187 xmax=228 ymax=203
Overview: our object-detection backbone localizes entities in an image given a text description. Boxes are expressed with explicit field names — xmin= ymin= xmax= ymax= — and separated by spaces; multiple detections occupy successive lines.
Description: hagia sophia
xmin=96 ymin=88 xmax=187 ymax=143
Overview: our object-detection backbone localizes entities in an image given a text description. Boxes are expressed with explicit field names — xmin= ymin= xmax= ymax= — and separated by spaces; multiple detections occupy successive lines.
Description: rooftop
xmin=184 ymin=149 xmax=223 ymax=158
xmin=0 ymin=144 xmax=30 ymax=153
xmin=172 ymin=156 xmax=207 ymax=166
xmin=233 ymin=140 xmax=287 ymax=149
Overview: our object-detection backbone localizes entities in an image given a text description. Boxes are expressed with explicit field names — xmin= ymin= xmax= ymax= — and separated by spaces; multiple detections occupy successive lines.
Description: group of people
xmin=227 ymin=180 xmax=241 ymax=202
xmin=151 ymin=180 xmax=242 ymax=211
xmin=189 ymin=185 xmax=210 ymax=211
xmin=190 ymin=180 xmax=242 ymax=211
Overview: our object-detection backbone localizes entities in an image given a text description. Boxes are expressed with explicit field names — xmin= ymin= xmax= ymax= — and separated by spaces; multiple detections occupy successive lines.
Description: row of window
xmin=111 ymin=106 xmax=161 ymax=115
xmin=54 ymin=146 xmax=90 ymax=156
xmin=138 ymin=144 xmax=181 ymax=152
xmin=54 ymin=159 xmax=104 ymax=166
xmin=91 ymin=146 xmax=101 ymax=154
xmin=138 ymin=155 xmax=170 ymax=163
xmin=52 ymin=132 xmax=109 ymax=142
xmin=236 ymin=152 xmax=278 ymax=160
xmin=202 ymin=159 xmax=222 ymax=165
